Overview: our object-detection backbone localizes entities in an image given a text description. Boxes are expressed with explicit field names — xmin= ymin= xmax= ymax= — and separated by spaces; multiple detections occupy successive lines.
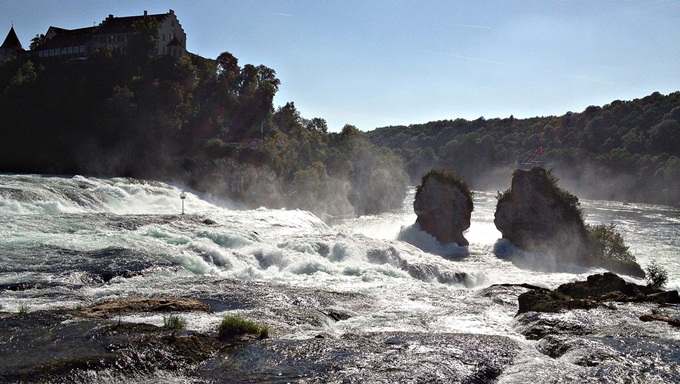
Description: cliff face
xmin=414 ymin=170 xmax=473 ymax=246
xmin=494 ymin=168 xmax=590 ymax=265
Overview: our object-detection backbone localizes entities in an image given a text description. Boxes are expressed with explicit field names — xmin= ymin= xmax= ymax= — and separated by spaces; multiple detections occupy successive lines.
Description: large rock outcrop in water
xmin=494 ymin=167 xmax=644 ymax=276
xmin=495 ymin=167 xmax=589 ymax=264
xmin=414 ymin=169 xmax=473 ymax=246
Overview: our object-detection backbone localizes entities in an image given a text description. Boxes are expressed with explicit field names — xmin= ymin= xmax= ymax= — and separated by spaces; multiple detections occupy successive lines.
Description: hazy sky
xmin=1 ymin=0 xmax=678 ymax=132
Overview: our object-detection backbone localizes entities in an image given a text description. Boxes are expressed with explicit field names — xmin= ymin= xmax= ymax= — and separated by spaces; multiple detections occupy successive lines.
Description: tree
xmin=217 ymin=52 xmax=239 ymax=79
xmin=648 ymin=119 xmax=680 ymax=156
xmin=585 ymin=223 xmax=634 ymax=263
xmin=29 ymin=34 xmax=45 ymax=50
xmin=216 ymin=51 xmax=240 ymax=93
xmin=306 ymin=117 xmax=328 ymax=134
xmin=340 ymin=124 xmax=361 ymax=138
xmin=129 ymin=17 xmax=161 ymax=59
xmin=9 ymin=60 xmax=38 ymax=86
xmin=273 ymin=102 xmax=303 ymax=135
xmin=645 ymin=261 xmax=668 ymax=289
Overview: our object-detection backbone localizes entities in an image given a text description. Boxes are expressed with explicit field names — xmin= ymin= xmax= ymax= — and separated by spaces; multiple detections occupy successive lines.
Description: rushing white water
xmin=1 ymin=174 xmax=679 ymax=382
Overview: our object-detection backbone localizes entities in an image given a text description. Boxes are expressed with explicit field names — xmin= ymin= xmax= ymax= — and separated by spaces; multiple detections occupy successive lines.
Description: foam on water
xmin=1 ymin=174 xmax=679 ymax=382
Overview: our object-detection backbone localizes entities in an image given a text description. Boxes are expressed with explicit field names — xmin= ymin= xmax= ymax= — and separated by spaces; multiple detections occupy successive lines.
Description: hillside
xmin=368 ymin=91 xmax=680 ymax=206
xmin=0 ymin=48 xmax=407 ymax=219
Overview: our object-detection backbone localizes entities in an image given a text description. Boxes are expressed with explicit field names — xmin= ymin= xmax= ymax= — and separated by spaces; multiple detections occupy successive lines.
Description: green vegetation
xmin=548 ymin=290 xmax=571 ymax=301
xmin=584 ymin=223 xmax=644 ymax=276
xmin=496 ymin=168 xmax=583 ymax=222
xmin=218 ymin=315 xmax=269 ymax=339
xmin=585 ymin=223 xmax=635 ymax=264
xmin=18 ymin=304 xmax=29 ymax=316
xmin=546 ymin=169 xmax=583 ymax=222
xmin=163 ymin=314 xmax=187 ymax=330
xmin=369 ymin=92 xmax=680 ymax=206
xmin=0 ymin=44 xmax=407 ymax=217
xmin=645 ymin=261 xmax=668 ymax=289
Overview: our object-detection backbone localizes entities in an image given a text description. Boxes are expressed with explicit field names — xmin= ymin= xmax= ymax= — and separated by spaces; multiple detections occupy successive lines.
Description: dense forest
xmin=0 ymin=21 xmax=407 ymax=219
xmin=368 ymin=92 xmax=680 ymax=206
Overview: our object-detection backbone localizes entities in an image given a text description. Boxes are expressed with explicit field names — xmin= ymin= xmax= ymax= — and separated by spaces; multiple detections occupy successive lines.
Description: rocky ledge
xmin=0 ymin=297 xmax=222 ymax=382
xmin=518 ymin=272 xmax=680 ymax=327
xmin=0 ymin=292 xmax=521 ymax=383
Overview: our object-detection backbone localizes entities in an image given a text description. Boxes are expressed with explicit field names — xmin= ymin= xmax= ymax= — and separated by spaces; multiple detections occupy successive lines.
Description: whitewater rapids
xmin=0 ymin=174 xmax=678 ymax=383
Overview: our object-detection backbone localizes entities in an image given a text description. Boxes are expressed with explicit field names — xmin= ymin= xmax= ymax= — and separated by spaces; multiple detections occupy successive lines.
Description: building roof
xmin=34 ymin=26 xmax=95 ymax=51
xmin=93 ymin=13 xmax=168 ymax=36
xmin=1 ymin=26 xmax=24 ymax=50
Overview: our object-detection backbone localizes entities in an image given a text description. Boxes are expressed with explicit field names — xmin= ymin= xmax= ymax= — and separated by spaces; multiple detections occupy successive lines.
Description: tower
xmin=0 ymin=25 xmax=25 ymax=62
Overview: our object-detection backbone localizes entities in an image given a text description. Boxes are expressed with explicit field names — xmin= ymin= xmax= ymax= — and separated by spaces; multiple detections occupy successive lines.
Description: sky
xmin=1 ymin=0 xmax=679 ymax=132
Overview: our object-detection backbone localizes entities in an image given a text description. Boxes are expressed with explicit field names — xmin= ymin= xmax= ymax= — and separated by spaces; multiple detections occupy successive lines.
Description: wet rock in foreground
xmin=517 ymin=272 xmax=679 ymax=314
xmin=76 ymin=297 xmax=211 ymax=318
xmin=0 ymin=293 xmax=519 ymax=383
xmin=0 ymin=310 xmax=223 ymax=383
xmin=199 ymin=332 xmax=520 ymax=383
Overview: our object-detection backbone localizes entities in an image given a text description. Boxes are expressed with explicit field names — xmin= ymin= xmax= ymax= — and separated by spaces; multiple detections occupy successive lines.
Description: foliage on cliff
xmin=0 ymin=49 xmax=407 ymax=217
xmin=369 ymin=92 xmax=680 ymax=206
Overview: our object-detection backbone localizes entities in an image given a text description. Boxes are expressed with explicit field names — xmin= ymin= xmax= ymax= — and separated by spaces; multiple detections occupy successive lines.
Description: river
xmin=1 ymin=174 xmax=678 ymax=382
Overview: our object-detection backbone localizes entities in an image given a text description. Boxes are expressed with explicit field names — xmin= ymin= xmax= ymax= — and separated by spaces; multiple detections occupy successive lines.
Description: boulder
xmin=557 ymin=272 xmax=651 ymax=300
xmin=413 ymin=170 xmax=473 ymax=246
xmin=494 ymin=167 xmax=589 ymax=265
xmin=517 ymin=272 xmax=680 ymax=314
xmin=640 ymin=311 xmax=680 ymax=327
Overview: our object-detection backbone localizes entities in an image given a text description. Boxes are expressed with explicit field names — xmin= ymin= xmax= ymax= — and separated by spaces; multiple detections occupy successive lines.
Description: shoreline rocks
xmin=517 ymin=272 xmax=680 ymax=315
xmin=0 ymin=297 xmax=222 ymax=382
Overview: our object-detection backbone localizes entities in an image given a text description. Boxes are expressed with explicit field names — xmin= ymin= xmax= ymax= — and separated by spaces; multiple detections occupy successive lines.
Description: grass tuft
xmin=18 ymin=304 xmax=29 ymax=316
xmin=163 ymin=314 xmax=187 ymax=330
xmin=218 ymin=315 xmax=269 ymax=339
